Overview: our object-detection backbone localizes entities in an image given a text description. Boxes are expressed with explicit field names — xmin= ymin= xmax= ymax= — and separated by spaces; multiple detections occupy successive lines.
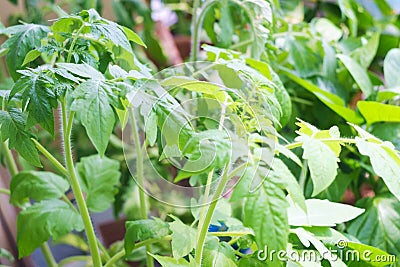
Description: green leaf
xmin=10 ymin=171 xmax=69 ymax=206
xmin=22 ymin=49 xmax=41 ymax=66
xmin=145 ymin=110 xmax=157 ymax=146
xmin=280 ymin=69 xmax=364 ymax=124
xmin=121 ymin=26 xmax=146 ymax=47
xmin=357 ymin=101 xmax=400 ymax=125
xmin=338 ymin=0 xmax=358 ymax=36
xmin=17 ymin=200 xmax=84 ymax=258
xmin=1 ymin=24 xmax=49 ymax=80
xmin=351 ymin=32 xmax=380 ymax=69
xmin=203 ymin=237 xmax=237 ymax=267
xmin=57 ymin=63 xmax=104 ymax=80
xmin=235 ymin=0 xmax=272 ymax=58
xmin=169 ymin=215 xmax=197 ymax=259
xmin=218 ymin=2 xmax=234 ymax=47
xmin=337 ymin=54 xmax=373 ymax=97
xmin=300 ymin=136 xmax=339 ymax=196
xmin=238 ymin=257 xmax=266 ymax=267
xmin=287 ymin=199 xmax=364 ymax=226
xmin=10 ymin=71 xmax=58 ymax=135
xmin=293 ymin=228 xmax=347 ymax=267
xmin=162 ymin=77 xmax=228 ymax=103
xmin=288 ymin=37 xmax=322 ymax=78
xmin=244 ymin=179 xmax=289 ymax=258
xmin=71 ymin=80 xmax=121 ymax=155
xmin=355 ymin=137 xmax=400 ymax=201
xmin=0 ymin=109 xmax=41 ymax=166
xmin=270 ymin=158 xmax=306 ymax=211
xmin=76 ymin=155 xmax=121 ymax=212
xmin=150 ymin=254 xmax=190 ymax=267
xmin=345 ymin=242 xmax=397 ymax=267
xmin=348 ymin=195 xmax=400 ymax=255
xmin=384 ymin=48 xmax=400 ymax=88
xmin=124 ymin=219 xmax=170 ymax=255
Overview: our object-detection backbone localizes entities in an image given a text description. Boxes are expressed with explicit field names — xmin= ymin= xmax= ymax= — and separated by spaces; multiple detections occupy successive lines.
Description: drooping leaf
xmin=337 ymin=54 xmax=373 ymax=97
xmin=76 ymin=155 xmax=121 ymax=212
xmin=302 ymin=137 xmax=339 ymax=196
xmin=244 ymin=179 xmax=289 ymax=260
xmin=17 ymin=200 xmax=84 ymax=258
xmin=10 ymin=171 xmax=69 ymax=206
xmin=280 ymin=69 xmax=364 ymax=124
xmin=169 ymin=215 xmax=197 ymax=259
xmin=71 ymin=80 xmax=122 ymax=155
xmin=0 ymin=108 xmax=41 ymax=166
xmin=1 ymin=24 xmax=49 ymax=80
xmin=295 ymin=120 xmax=342 ymax=196
xmin=124 ymin=219 xmax=170 ymax=255
xmin=287 ymin=199 xmax=364 ymax=226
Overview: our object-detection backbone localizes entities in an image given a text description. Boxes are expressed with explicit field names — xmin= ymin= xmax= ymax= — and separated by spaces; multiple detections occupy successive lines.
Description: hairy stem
xmin=61 ymin=99 xmax=102 ymax=267
xmin=129 ymin=108 xmax=154 ymax=267
xmin=31 ymin=138 xmax=68 ymax=176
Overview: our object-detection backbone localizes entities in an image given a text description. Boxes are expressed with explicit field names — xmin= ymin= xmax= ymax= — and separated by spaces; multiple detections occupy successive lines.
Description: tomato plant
xmin=0 ymin=0 xmax=399 ymax=267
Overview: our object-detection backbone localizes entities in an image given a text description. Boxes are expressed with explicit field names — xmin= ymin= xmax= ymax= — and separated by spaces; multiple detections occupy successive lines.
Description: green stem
xmin=1 ymin=141 xmax=18 ymax=176
xmin=190 ymin=0 xmax=219 ymax=61
xmin=285 ymin=138 xmax=357 ymax=150
xmin=195 ymin=163 xmax=230 ymax=265
xmin=129 ymin=108 xmax=154 ymax=267
xmin=210 ymin=231 xmax=253 ymax=237
xmin=32 ymin=138 xmax=68 ymax=176
xmin=66 ymin=25 xmax=85 ymax=63
xmin=0 ymin=188 xmax=10 ymax=195
xmin=97 ymin=240 xmax=110 ymax=261
xmin=103 ymin=250 xmax=125 ymax=267
xmin=61 ymin=99 xmax=102 ymax=267
xmin=41 ymin=243 xmax=57 ymax=267
xmin=298 ymin=159 xmax=308 ymax=192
